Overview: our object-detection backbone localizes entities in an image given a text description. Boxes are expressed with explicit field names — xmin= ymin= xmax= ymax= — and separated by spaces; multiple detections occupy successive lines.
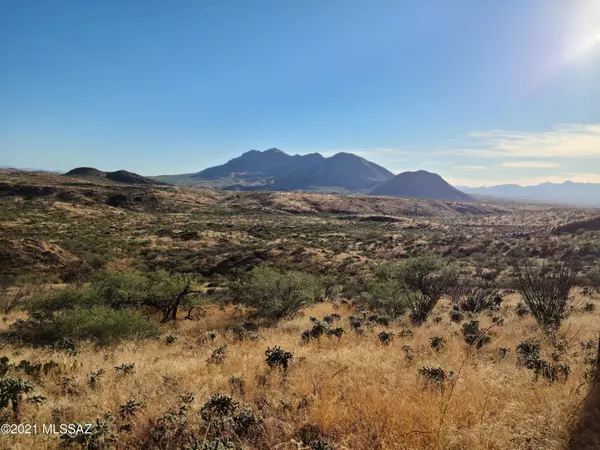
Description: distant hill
xmin=459 ymin=182 xmax=600 ymax=207
xmin=65 ymin=167 xmax=167 ymax=185
xmin=158 ymin=148 xmax=394 ymax=192
xmin=0 ymin=166 xmax=61 ymax=174
xmin=371 ymin=170 xmax=473 ymax=201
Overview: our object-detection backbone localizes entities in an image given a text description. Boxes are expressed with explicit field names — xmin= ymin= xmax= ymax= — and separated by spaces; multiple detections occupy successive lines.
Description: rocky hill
xmin=65 ymin=167 xmax=167 ymax=185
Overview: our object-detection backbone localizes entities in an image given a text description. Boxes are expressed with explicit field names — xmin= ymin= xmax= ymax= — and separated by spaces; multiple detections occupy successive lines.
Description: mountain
xmin=193 ymin=148 xmax=297 ymax=180
xmin=273 ymin=152 xmax=393 ymax=190
xmin=458 ymin=182 xmax=600 ymax=206
xmin=65 ymin=167 xmax=168 ymax=185
xmin=0 ymin=166 xmax=61 ymax=173
xmin=179 ymin=148 xmax=394 ymax=191
xmin=371 ymin=170 xmax=473 ymax=201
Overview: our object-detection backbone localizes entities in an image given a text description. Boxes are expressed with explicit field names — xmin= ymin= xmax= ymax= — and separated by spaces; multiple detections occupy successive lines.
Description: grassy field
xmin=1 ymin=171 xmax=600 ymax=449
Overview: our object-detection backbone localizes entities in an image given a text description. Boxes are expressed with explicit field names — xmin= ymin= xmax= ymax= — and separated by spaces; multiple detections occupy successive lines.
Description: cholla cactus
xmin=265 ymin=346 xmax=293 ymax=371
xmin=0 ymin=376 xmax=41 ymax=419
xmin=378 ymin=331 xmax=394 ymax=346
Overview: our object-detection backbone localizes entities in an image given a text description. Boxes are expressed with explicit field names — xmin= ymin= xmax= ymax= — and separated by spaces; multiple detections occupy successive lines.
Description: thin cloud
xmin=499 ymin=161 xmax=558 ymax=168
xmin=453 ymin=165 xmax=487 ymax=170
xmin=441 ymin=123 xmax=600 ymax=158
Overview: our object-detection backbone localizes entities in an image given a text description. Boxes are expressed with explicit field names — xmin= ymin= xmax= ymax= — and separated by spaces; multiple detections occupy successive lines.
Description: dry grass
xmin=2 ymin=296 xmax=599 ymax=450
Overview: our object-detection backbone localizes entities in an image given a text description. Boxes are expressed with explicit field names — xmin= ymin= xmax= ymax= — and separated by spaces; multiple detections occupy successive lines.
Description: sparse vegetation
xmin=1 ymin=170 xmax=600 ymax=449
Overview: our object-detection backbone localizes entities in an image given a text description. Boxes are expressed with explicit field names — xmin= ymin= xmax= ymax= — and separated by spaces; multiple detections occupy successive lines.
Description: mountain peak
xmin=371 ymin=170 xmax=472 ymax=201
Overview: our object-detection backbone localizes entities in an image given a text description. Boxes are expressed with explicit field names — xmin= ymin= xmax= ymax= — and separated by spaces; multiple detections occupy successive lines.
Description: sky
xmin=1 ymin=0 xmax=599 ymax=186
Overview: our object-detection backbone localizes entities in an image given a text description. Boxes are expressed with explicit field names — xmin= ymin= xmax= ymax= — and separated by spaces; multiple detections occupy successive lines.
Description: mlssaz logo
xmin=43 ymin=424 xmax=93 ymax=435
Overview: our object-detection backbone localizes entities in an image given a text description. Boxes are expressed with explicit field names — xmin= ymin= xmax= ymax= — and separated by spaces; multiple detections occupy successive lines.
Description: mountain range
xmin=7 ymin=148 xmax=599 ymax=205
xmin=154 ymin=148 xmax=472 ymax=201
xmin=459 ymin=182 xmax=600 ymax=207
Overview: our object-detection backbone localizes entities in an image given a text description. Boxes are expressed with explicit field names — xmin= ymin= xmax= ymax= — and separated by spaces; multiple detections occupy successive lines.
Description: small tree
xmin=512 ymin=256 xmax=580 ymax=332
xmin=230 ymin=267 xmax=320 ymax=324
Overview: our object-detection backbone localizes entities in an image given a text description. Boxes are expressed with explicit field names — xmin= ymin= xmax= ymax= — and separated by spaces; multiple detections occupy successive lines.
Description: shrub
xmin=526 ymin=358 xmax=570 ymax=382
xmin=516 ymin=339 xmax=541 ymax=363
xmin=359 ymin=279 xmax=407 ymax=319
xmin=208 ymin=345 xmax=228 ymax=365
xmin=9 ymin=306 xmax=161 ymax=347
xmin=378 ymin=331 xmax=394 ymax=346
xmin=451 ymin=284 xmax=503 ymax=313
xmin=461 ymin=320 xmax=491 ymax=349
xmin=0 ymin=377 xmax=42 ymax=419
xmin=587 ymin=265 xmax=600 ymax=294
xmin=512 ymin=256 xmax=580 ymax=331
xmin=59 ymin=414 xmax=117 ymax=449
xmin=87 ymin=368 xmax=105 ymax=389
xmin=326 ymin=327 xmax=344 ymax=339
xmin=491 ymin=316 xmax=505 ymax=326
xmin=120 ymin=400 xmax=145 ymax=419
xmin=401 ymin=257 xmax=458 ymax=325
xmin=402 ymin=345 xmax=415 ymax=362
xmin=265 ymin=346 xmax=293 ymax=371
xmin=583 ymin=302 xmax=596 ymax=313
xmin=165 ymin=334 xmax=178 ymax=345
xmin=419 ymin=366 xmax=451 ymax=392
xmin=429 ymin=335 xmax=446 ymax=352
xmin=229 ymin=267 xmax=320 ymax=323
xmin=115 ymin=363 xmax=136 ymax=376
xmin=201 ymin=394 xmax=239 ymax=421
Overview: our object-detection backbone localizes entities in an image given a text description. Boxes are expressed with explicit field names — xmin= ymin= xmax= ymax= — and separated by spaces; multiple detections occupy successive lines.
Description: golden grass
xmin=2 ymin=297 xmax=599 ymax=449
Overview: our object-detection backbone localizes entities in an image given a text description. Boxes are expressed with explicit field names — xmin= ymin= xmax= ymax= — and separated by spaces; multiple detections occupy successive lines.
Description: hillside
xmin=2 ymin=169 xmax=600 ymax=450
xmin=65 ymin=167 xmax=167 ymax=185
xmin=371 ymin=170 xmax=473 ymax=201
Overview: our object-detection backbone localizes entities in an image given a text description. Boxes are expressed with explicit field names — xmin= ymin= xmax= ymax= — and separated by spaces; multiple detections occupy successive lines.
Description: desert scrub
xmin=450 ymin=283 xmax=503 ymax=313
xmin=429 ymin=335 xmax=447 ymax=352
xmin=461 ymin=320 xmax=491 ymax=349
xmin=265 ymin=346 xmax=293 ymax=371
xmin=229 ymin=266 xmax=321 ymax=323
xmin=7 ymin=306 xmax=161 ymax=347
xmin=384 ymin=256 xmax=458 ymax=325
xmin=512 ymin=256 xmax=580 ymax=331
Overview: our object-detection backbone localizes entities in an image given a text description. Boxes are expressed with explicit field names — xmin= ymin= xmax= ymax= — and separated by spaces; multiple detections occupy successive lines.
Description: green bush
xmin=363 ymin=257 xmax=457 ymax=325
xmin=10 ymin=306 xmax=161 ymax=346
xmin=359 ymin=279 xmax=407 ymax=318
xmin=229 ymin=267 xmax=320 ymax=323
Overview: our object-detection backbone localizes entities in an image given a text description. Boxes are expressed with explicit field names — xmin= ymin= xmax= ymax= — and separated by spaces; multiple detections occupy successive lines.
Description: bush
xmin=512 ymin=256 xmax=580 ymax=331
xmin=10 ymin=306 xmax=161 ymax=347
xmin=265 ymin=346 xmax=293 ymax=371
xmin=229 ymin=267 xmax=320 ymax=323
xmin=587 ymin=265 xmax=600 ymax=294
xmin=401 ymin=257 xmax=458 ymax=325
xmin=359 ymin=280 xmax=407 ymax=319
xmin=450 ymin=284 xmax=503 ymax=313
xmin=429 ymin=335 xmax=446 ymax=352
xmin=31 ymin=269 xmax=204 ymax=323
xmin=461 ymin=320 xmax=491 ymax=349
xmin=378 ymin=331 xmax=394 ymax=346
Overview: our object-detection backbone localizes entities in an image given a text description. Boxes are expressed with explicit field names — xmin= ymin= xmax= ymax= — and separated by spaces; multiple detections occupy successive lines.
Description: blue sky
xmin=1 ymin=0 xmax=599 ymax=186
